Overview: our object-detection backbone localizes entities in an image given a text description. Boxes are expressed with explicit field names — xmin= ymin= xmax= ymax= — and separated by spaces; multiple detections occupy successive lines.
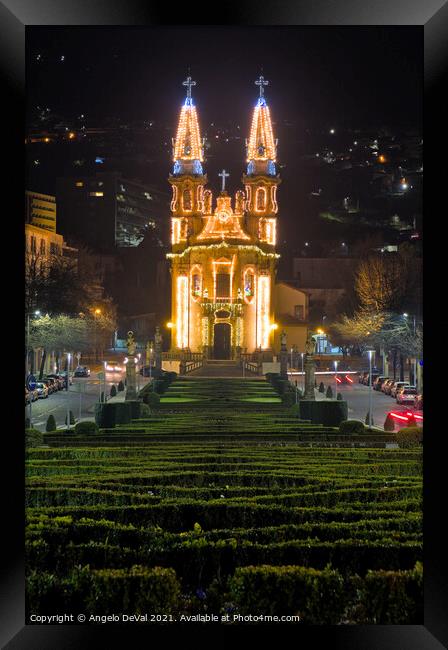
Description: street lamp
xmin=301 ymin=352 xmax=305 ymax=392
xmin=149 ymin=346 xmax=154 ymax=385
xmin=93 ymin=308 xmax=102 ymax=362
xmin=137 ymin=353 xmax=141 ymax=391
xmin=367 ymin=349 xmax=373 ymax=428
xmin=290 ymin=347 xmax=293 ymax=381
xmin=334 ymin=360 xmax=338 ymax=398
xmin=66 ymin=352 xmax=71 ymax=430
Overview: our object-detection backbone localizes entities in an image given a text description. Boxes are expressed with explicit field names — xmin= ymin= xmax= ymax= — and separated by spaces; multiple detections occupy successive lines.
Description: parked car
xmin=390 ymin=381 xmax=410 ymax=398
xmin=414 ymin=393 xmax=423 ymax=410
xmin=358 ymin=371 xmax=369 ymax=384
xmin=74 ymin=366 xmax=91 ymax=377
xmin=382 ymin=379 xmax=395 ymax=395
xmin=373 ymin=376 xmax=389 ymax=391
xmin=396 ymin=386 xmax=417 ymax=404
xmin=35 ymin=382 xmax=49 ymax=399
xmin=59 ymin=371 xmax=73 ymax=386
xmin=41 ymin=378 xmax=57 ymax=394
xmin=46 ymin=373 xmax=65 ymax=390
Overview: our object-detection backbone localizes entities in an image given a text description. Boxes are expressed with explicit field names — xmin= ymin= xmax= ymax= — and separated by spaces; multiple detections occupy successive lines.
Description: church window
xmin=243 ymin=269 xmax=255 ymax=304
xmin=294 ymin=305 xmax=305 ymax=320
xmin=256 ymin=187 xmax=266 ymax=211
xmin=191 ymin=270 xmax=202 ymax=298
xmin=183 ymin=188 xmax=192 ymax=211
xmin=216 ymin=273 xmax=230 ymax=298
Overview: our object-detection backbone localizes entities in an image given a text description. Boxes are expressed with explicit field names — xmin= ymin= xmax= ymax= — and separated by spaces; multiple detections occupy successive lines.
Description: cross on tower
xmin=182 ymin=75 xmax=196 ymax=98
xmin=218 ymin=169 xmax=229 ymax=192
xmin=255 ymin=74 xmax=269 ymax=97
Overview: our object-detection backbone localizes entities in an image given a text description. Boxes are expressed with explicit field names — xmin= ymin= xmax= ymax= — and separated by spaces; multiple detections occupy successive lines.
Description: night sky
xmin=26 ymin=26 xmax=422 ymax=260
xmin=27 ymin=26 xmax=422 ymax=127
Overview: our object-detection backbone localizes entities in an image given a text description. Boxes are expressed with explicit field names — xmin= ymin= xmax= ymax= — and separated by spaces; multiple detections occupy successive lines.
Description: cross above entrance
xmin=182 ymin=75 xmax=196 ymax=98
xmin=255 ymin=74 xmax=269 ymax=97
xmin=219 ymin=169 xmax=229 ymax=192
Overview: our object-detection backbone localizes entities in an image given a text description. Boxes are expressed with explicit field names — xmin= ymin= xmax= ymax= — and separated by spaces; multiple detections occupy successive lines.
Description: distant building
xmin=272 ymin=282 xmax=309 ymax=352
xmin=25 ymin=191 xmax=57 ymax=232
xmin=56 ymin=172 xmax=168 ymax=253
xmin=292 ymin=257 xmax=359 ymax=323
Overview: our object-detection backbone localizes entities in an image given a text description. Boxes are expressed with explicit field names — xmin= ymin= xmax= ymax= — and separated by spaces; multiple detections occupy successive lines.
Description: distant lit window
xmin=75 ymin=181 xmax=84 ymax=187
xmin=89 ymin=192 xmax=104 ymax=197
xmin=95 ymin=157 xmax=104 ymax=164
xmin=144 ymin=192 xmax=152 ymax=200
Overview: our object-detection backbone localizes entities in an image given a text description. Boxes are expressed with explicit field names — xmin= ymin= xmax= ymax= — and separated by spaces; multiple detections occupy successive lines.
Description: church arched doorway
xmin=213 ymin=322 xmax=231 ymax=359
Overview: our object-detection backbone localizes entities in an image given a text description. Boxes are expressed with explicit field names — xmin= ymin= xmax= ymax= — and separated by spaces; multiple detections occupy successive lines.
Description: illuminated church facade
xmin=167 ymin=75 xmax=307 ymax=359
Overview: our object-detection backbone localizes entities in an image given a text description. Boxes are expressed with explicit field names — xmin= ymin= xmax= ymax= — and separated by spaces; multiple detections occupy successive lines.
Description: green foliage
xmin=25 ymin=428 xmax=43 ymax=448
xmin=229 ymin=565 xmax=345 ymax=623
xmin=326 ymin=385 xmax=333 ymax=398
xmin=117 ymin=380 xmax=125 ymax=392
xmin=110 ymin=385 xmax=117 ymax=397
xmin=139 ymin=403 xmax=150 ymax=417
xmin=298 ymin=400 xmax=348 ymax=426
xmin=94 ymin=403 xmax=116 ymax=429
xmin=318 ymin=382 xmax=325 ymax=393
xmin=142 ymin=391 xmax=161 ymax=410
xmin=396 ymin=427 xmax=423 ymax=449
xmin=74 ymin=421 xmax=99 ymax=436
xmin=339 ymin=420 xmax=366 ymax=435
xmin=359 ymin=562 xmax=423 ymax=623
xmin=65 ymin=411 xmax=75 ymax=425
xmin=384 ymin=413 xmax=395 ymax=432
xmin=27 ymin=566 xmax=180 ymax=615
xmin=153 ymin=379 xmax=168 ymax=395
xmin=46 ymin=415 xmax=56 ymax=432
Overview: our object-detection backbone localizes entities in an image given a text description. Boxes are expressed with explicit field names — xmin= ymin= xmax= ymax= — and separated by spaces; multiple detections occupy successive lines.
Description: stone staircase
xmin=187 ymin=359 xmax=245 ymax=377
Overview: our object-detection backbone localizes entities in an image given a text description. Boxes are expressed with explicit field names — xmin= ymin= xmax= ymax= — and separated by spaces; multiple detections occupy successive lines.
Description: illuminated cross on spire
xmin=255 ymin=74 xmax=269 ymax=98
xmin=219 ymin=169 xmax=229 ymax=192
xmin=182 ymin=75 xmax=196 ymax=98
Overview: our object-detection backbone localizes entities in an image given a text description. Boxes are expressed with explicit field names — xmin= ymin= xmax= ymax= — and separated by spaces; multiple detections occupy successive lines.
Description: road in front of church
xmin=324 ymin=381 xmax=420 ymax=429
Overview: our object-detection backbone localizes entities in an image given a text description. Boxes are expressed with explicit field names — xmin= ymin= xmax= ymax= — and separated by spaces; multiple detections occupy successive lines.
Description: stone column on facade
xmin=279 ymin=330 xmax=288 ymax=379
xmin=125 ymin=331 xmax=137 ymax=400
xmin=154 ymin=326 xmax=162 ymax=371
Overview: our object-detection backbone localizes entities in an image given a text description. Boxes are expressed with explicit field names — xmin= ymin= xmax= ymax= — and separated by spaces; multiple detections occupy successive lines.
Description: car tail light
xmin=336 ymin=376 xmax=342 ymax=383
xmin=345 ymin=375 xmax=353 ymax=383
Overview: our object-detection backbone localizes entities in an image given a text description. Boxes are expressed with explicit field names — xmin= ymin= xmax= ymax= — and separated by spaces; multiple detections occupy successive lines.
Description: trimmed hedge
xmin=142 ymin=391 xmax=161 ymax=409
xmin=396 ymin=427 xmax=423 ymax=449
xmin=229 ymin=564 xmax=345 ymax=623
xmin=46 ymin=415 xmax=57 ymax=432
xmin=298 ymin=400 xmax=348 ymax=427
xmin=74 ymin=421 xmax=99 ymax=436
xmin=358 ymin=562 xmax=423 ymax=623
xmin=339 ymin=420 xmax=366 ymax=435
xmin=25 ymin=428 xmax=43 ymax=448
xmin=26 ymin=565 xmax=180 ymax=615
